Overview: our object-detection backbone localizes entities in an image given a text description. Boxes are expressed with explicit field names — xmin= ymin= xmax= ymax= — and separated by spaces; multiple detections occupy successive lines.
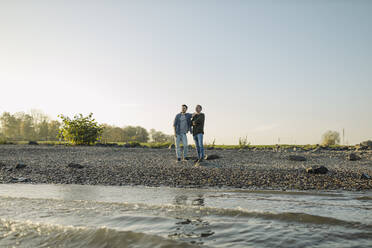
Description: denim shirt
xmin=173 ymin=113 xmax=192 ymax=135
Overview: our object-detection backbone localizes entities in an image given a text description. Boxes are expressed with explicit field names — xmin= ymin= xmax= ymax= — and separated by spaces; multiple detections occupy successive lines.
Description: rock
xmin=360 ymin=140 xmax=372 ymax=149
xmin=67 ymin=163 xmax=84 ymax=169
xmin=355 ymin=144 xmax=368 ymax=151
xmin=168 ymin=144 xmax=175 ymax=149
xmin=15 ymin=163 xmax=27 ymax=169
xmin=200 ymin=232 xmax=214 ymax=238
xmin=348 ymin=153 xmax=361 ymax=161
xmin=288 ymin=155 xmax=306 ymax=161
xmin=11 ymin=177 xmax=30 ymax=183
xmin=95 ymin=143 xmax=119 ymax=147
xmin=205 ymin=154 xmax=221 ymax=160
xmin=176 ymin=219 xmax=192 ymax=225
xmin=361 ymin=173 xmax=371 ymax=180
xmin=0 ymin=162 xmax=5 ymax=168
xmin=195 ymin=161 xmax=221 ymax=168
xmin=28 ymin=141 xmax=38 ymax=145
xmin=306 ymin=166 xmax=328 ymax=174
xmin=312 ymin=147 xmax=321 ymax=153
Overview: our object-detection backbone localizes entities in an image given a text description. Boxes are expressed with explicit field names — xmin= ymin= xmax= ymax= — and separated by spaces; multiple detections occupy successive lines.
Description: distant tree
xmin=19 ymin=113 xmax=36 ymax=141
xmin=0 ymin=132 xmax=5 ymax=142
xmin=37 ymin=120 xmax=49 ymax=141
xmin=30 ymin=109 xmax=49 ymax=127
xmin=58 ymin=113 xmax=104 ymax=145
xmin=321 ymin=130 xmax=340 ymax=146
xmin=48 ymin=120 xmax=61 ymax=141
xmin=0 ymin=112 xmax=21 ymax=140
xmin=101 ymin=124 xmax=125 ymax=143
xmin=122 ymin=126 xmax=149 ymax=143
xmin=150 ymin=129 xmax=173 ymax=143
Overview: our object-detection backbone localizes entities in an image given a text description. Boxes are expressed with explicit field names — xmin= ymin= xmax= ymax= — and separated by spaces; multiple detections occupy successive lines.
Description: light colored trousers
xmin=175 ymin=133 xmax=188 ymax=159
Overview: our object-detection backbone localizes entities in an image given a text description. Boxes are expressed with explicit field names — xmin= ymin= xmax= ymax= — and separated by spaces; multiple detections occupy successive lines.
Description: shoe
xmin=184 ymin=157 xmax=190 ymax=161
xmin=194 ymin=159 xmax=200 ymax=163
xmin=199 ymin=158 xmax=204 ymax=162
xmin=177 ymin=158 xmax=181 ymax=162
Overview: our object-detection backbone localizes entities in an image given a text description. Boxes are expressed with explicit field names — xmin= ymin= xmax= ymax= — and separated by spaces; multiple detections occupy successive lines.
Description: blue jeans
xmin=175 ymin=133 xmax=188 ymax=159
xmin=193 ymin=133 xmax=205 ymax=159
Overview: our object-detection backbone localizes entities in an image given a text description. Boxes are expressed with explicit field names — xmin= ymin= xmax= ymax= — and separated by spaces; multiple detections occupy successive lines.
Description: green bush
xmin=0 ymin=138 xmax=8 ymax=144
xmin=58 ymin=113 xmax=104 ymax=145
xmin=147 ymin=142 xmax=172 ymax=148
xmin=124 ymin=141 xmax=142 ymax=148
xmin=321 ymin=130 xmax=340 ymax=146
xmin=238 ymin=136 xmax=250 ymax=149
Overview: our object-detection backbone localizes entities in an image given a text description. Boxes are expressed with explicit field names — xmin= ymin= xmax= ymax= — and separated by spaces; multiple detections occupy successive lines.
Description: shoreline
xmin=0 ymin=145 xmax=371 ymax=191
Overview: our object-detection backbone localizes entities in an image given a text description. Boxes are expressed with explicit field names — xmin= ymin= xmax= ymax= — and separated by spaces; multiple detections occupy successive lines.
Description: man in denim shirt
xmin=173 ymin=104 xmax=192 ymax=162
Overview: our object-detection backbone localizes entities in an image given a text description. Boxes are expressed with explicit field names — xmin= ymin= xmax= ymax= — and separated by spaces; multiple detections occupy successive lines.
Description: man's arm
xmin=187 ymin=113 xmax=193 ymax=133
xmin=200 ymin=113 xmax=205 ymax=125
xmin=193 ymin=114 xmax=204 ymax=125
xmin=173 ymin=114 xmax=178 ymax=136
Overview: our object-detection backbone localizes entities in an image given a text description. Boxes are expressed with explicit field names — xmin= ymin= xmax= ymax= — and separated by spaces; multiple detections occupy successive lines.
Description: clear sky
xmin=1 ymin=0 xmax=371 ymax=145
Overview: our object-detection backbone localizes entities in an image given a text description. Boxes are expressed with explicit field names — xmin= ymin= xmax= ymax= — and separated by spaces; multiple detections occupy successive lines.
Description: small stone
xmin=177 ymin=219 xmax=191 ymax=225
xmin=348 ymin=153 xmax=361 ymax=161
xmin=11 ymin=177 xmax=30 ymax=183
xmin=200 ymin=232 xmax=214 ymax=237
xmin=195 ymin=161 xmax=220 ymax=168
xmin=361 ymin=173 xmax=371 ymax=180
xmin=67 ymin=163 xmax=84 ymax=169
xmin=306 ymin=166 xmax=328 ymax=174
xmin=312 ymin=147 xmax=320 ymax=153
xmin=15 ymin=163 xmax=27 ymax=169
xmin=205 ymin=154 xmax=221 ymax=160
xmin=360 ymin=140 xmax=372 ymax=149
xmin=288 ymin=155 xmax=306 ymax=161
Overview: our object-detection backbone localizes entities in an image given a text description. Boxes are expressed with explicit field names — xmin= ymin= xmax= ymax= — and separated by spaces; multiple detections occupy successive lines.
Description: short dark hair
xmin=196 ymin=104 xmax=202 ymax=110
xmin=182 ymin=104 xmax=188 ymax=110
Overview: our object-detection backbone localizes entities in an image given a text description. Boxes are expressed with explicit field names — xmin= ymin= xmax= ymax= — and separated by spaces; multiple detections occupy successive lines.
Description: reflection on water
xmin=173 ymin=194 xmax=205 ymax=206
xmin=171 ymin=194 xmax=211 ymax=245
xmin=59 ymin=184 xmax=101 ymax=201
xmin=0 ymin=184 xmax=371 ymax=248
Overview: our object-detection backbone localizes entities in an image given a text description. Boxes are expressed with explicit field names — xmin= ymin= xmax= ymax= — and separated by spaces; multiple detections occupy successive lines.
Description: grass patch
xmin=0 ymin=141 xmax=357 ymax=150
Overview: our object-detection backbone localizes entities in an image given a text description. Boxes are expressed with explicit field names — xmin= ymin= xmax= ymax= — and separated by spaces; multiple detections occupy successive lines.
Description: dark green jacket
xmin=192 ymin=113 xmax=205 ymax=135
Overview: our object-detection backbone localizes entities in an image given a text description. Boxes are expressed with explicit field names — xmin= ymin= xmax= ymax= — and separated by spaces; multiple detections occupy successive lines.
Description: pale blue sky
xmin=0 ymin=0 xmax=371 ymax=144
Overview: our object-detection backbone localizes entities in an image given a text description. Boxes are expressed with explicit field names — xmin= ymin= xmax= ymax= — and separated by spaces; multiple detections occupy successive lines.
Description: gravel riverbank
xmin=0 ymin=145 xmax=371 ymax=191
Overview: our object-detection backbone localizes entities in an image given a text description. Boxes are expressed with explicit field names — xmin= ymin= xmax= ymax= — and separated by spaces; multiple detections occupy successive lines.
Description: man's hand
xmin=192 ymin=112 xmax=197 ymax=118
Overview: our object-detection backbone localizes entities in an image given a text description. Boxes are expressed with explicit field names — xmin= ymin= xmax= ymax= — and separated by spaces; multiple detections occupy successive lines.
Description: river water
xmin=0 ymin=184 xmax=371 ymax=248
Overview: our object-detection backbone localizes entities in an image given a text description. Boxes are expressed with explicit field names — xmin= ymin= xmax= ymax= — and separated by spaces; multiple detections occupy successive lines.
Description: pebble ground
xmin=0 ymin=145 xmax=371 ymax=191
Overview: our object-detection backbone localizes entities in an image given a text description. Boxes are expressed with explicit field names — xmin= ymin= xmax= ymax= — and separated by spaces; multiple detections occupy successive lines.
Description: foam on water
xmin=0 ymin=184 xmax=371 ymax=248
xmin=0 ymin=218 xmax=195 ymax=248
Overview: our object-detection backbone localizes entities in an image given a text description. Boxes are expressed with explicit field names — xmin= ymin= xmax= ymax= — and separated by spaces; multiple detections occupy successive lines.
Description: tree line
xmin=0 ymin=111 xmax=173 ymax=143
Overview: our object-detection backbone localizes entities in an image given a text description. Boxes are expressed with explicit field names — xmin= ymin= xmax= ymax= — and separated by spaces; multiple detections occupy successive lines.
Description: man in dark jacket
xmin=173 ymin=104 xmax=192 ymax=161
xmin=192 ymin=105 xmax=205 ymax=162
